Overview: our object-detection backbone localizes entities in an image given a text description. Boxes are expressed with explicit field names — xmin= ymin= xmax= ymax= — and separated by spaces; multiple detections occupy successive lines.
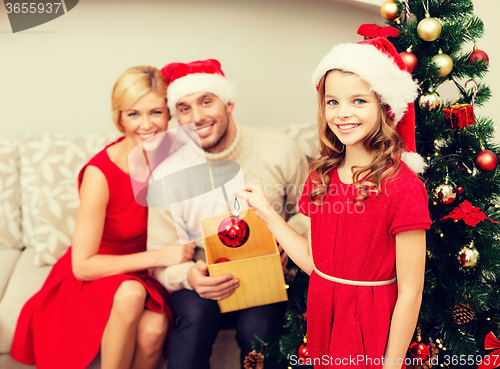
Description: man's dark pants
xmin=167 ymin=289 xmax=286 ymax=369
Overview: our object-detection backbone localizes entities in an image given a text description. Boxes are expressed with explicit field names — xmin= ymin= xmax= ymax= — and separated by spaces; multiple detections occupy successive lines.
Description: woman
xmin=11 ymin=66 xmax=195 ymax=369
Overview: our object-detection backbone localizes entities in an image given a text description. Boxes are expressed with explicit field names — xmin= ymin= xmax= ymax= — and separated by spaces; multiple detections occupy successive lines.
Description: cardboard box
xmin=201 ymin=209 xmax=288 ymax=313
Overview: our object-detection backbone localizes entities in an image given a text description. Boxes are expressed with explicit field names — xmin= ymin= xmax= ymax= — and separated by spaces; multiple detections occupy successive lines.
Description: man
xmin=147 ymin=59 xmax=309 ymax=369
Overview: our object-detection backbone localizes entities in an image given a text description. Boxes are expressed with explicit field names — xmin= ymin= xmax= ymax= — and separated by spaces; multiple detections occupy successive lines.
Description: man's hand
xmin=187 ymin=260 xmax=239 ymax=300
xmin=278 ymin=243 xmax=289 ymax=270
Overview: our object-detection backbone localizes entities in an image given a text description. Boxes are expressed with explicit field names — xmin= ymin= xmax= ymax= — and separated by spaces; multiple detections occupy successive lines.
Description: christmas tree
xmin=251 ymin=1 xmax=500 ymax=368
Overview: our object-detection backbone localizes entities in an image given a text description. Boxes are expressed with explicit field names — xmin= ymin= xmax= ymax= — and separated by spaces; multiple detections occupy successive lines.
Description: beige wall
xmin=1 ymin=0 xmax=498 ymax=142
xmin=467 ymin=1 xmax=500 ymax=144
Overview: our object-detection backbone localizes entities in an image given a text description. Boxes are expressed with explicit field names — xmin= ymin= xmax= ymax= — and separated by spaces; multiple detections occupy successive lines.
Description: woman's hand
xmin=233 ymin=184 xmax=276 ymax=222
xmin=155 ymin=241 xmax=196 ymax=267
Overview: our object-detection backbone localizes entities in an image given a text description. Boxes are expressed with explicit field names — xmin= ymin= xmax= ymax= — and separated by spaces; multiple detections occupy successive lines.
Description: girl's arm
xmin=383 ymin=229 xmax=426 ymax=368
xmin=234 ymin=185 xmax=313 ymax=274
xmin=71 ymin=166 xmax=195 ymax=281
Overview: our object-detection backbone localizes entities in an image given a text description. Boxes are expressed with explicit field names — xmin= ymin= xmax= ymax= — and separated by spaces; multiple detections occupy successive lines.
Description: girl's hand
xmin=156 ymin=241 xmax=196 ymax=267
xmin=233 ymin=184 xmax=276 ymax=221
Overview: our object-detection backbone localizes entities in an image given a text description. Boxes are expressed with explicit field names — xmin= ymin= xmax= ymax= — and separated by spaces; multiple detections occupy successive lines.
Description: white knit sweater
xmin=147 ymin=123 xmax=310 ymax=291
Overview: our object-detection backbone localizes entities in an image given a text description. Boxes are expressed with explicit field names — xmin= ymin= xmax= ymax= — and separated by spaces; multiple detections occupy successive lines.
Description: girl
xmin=11 ymin=66 xmax=195 ymax=369
xmin=235 ymin=36 xmax=432 ymax=368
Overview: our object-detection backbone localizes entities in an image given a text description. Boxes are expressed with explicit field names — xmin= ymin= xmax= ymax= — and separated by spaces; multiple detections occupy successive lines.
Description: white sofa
xmin=0 ymin=126 xmax=318 ymax=369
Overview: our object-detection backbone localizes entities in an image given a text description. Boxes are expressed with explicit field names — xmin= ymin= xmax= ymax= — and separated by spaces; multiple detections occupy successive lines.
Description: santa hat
xmin=161 ymin=59 xmax=235 ymax=116
xmin=311 ymin=26 xmax=426 ymax=173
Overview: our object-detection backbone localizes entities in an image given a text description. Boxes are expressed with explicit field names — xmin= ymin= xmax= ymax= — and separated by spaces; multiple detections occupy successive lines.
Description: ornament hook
xmin=233 ymin=197 xmax=240 ymax=217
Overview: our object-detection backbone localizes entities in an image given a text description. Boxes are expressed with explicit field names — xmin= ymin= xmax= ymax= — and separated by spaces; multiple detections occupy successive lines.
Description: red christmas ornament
xmin=298 ymin=342 xmax=310 ymax=360
xmin=469 ymin=46 xmax=489 ymax=66
xmin=475 ymin=150 xmax=498 ymax=173
xmin=457 ymin=186 xmax=464 ymax=194
xmin=400 ymin=48 xmax=418 ymax=73
xmin=215 ymin=258 xmax=230 ymax=263
xmin=218 ymin=215 xmax=250 ymax=248
xmin=409 ymin=341 xmax=430 ymax=360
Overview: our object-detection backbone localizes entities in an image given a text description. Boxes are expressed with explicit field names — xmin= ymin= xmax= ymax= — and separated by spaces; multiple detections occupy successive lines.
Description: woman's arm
xmin=71 ymin=166 xmax=195 ymax=281
xmin=383 ymin=229 xmax=426 ymax=368
xmin=234 ymin=185 xmax=313 ymax=274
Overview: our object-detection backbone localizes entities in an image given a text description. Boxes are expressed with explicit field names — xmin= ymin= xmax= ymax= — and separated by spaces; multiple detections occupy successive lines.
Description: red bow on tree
xmin=442 ymin=200 xmax=498 ymax=227
xmin=357 ymin=24 xmax=399 ymax=39
xmin=478 ymin=332 xmax=500 ymax=369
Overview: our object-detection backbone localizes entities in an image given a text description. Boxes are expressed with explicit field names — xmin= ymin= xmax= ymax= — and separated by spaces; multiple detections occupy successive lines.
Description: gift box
xmin=443 ymin=103 xmax=475 ymax=129
xmin=200 ymin=209 xmax=288 ymax=313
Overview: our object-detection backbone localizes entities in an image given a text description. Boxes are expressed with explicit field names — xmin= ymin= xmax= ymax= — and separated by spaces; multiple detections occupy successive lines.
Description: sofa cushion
xmin=283 ymin=124 xmax=319 ymax=162
xmin=0 ymin=249 xmax=22 ymax=301
xmin=0 ymin=248 xmax=51 ymax=355
xmin=0 ymin=137 xmax=22 ymax=250
xmin=19 ymin=134 xmax=117 ymax=266
xmin=0 ymin=355 xmax=38 ymax=368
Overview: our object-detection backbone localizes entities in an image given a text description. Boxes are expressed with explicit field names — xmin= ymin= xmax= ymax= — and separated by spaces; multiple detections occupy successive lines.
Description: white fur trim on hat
xmin=167 ymin=73 xmax=235 ymax=116
xmin=402 ymin=151 xmax=427 ymax=174
xmin=312 ymin=43 xmax=419 ymax=126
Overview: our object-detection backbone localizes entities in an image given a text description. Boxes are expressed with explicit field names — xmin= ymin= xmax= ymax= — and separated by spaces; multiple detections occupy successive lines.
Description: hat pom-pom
xmin=402 ymin=152 xmax=428 ymax=174
xmin=357 ymin=24 xmax=400 ymax=39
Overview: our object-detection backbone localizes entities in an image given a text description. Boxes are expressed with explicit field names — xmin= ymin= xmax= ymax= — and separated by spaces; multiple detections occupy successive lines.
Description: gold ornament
xmin=380 ymin=0 xmax=401 ymax=21
xmin=432 ymin=49 xmax=453 ymax=77
xmin=433 ymin=184 xmax=456 ymax=204
xmin=457 ymin=243 xmax=479 ymax=268
xmin=417 ymin=13 xmax=442 ymax=42
xmin=419 ymin=89 xmax=442 ymax=112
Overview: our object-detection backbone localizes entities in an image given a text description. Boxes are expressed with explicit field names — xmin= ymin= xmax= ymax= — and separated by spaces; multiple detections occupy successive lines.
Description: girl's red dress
xmin=299 ymin=163 xmax=432 ymax=369
xmin=11 ymin=138 xmax=174 ymax=369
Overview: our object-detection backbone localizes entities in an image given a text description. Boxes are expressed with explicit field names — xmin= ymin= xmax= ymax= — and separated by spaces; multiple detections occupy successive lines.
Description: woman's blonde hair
xmin=111 ymin=66 xmax=168 ymax=133
xmin=309 ymin=70 xmax=404 ymax=205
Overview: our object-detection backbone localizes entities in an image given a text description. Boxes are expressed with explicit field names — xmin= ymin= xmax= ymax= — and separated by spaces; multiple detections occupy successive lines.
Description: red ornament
xmin=215 ymin=258 xmax=230 ymax=263
xmin=475 ymin=150 xmax=498 ymax=173
xmin=218 ymin=215 xmax=250 ymax=248
xmin=457 ymin=186 xmax=464 ymax=194
xmin=469 ymin=47 xmax=489 ymax=66
xmin=409 ymin=341 xmax=430 ymax=360
xmin=442 ymin=200 xmax=498 ymax=227
xmin=400 ymin=49 xmax=418 ymax=73
xmin=298 ymin=342 xmax=310 ymax=360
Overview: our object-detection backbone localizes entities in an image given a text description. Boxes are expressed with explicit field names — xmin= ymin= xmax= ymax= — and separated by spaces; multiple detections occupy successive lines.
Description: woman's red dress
xmin=11 ymin=138 xmax=174 ymax=369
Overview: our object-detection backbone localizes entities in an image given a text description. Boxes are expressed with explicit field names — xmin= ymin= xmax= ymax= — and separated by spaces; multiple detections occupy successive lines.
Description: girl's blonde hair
xmin=309 ymin=70 xmax=404 ymax=205
xmin=111 ymin=66 xmax=168 ymax=133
